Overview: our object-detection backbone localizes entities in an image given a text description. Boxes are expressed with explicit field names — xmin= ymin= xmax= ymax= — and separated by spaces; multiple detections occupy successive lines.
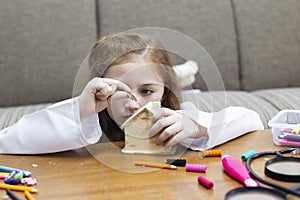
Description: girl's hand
xmin=149 ymin=108 xmax=207 ymax=147
xmin=78 ymin=77 xmax=131 ymax=118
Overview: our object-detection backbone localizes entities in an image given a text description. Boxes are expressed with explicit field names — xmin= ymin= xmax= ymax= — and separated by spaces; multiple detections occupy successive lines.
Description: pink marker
xmin=279 ymin=139 xmax=300 ymax=147
xmin=0 ymin=174 xmax=6 ymax=179
xmin=222 ymin=155 xmax=258 ymax=187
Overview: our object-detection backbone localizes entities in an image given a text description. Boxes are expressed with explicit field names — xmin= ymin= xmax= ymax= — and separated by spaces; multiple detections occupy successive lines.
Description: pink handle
xmin=221 ymin=155 xmax=258 ymax=187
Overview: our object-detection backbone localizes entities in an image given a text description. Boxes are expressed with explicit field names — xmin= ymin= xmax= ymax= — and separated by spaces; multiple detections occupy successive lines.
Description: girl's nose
xmin=127 ymin=98 xmax=139 ymax=115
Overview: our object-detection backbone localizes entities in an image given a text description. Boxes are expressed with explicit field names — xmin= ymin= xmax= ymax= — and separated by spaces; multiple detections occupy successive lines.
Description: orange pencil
xmin=0 ymin=183 xmax=38 ymax=193
xmin=24 ymin=190 xmax=35 ymax=200
xmin=135 ymin=161 xmax=177 ymax=170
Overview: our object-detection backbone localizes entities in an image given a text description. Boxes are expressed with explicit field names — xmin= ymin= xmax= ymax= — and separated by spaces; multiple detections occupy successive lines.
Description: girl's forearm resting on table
xmin=0 ymin=98 xmax=102 ymax=154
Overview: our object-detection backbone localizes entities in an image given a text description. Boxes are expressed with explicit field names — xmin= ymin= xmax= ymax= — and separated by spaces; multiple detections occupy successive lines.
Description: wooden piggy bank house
xmin=121 ymin=101 xmax=178 ymax=155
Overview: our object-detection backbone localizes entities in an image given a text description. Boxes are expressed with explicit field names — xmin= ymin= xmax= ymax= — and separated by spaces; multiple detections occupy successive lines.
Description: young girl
xmin=0 ymin=34 xmax=263 ymax=154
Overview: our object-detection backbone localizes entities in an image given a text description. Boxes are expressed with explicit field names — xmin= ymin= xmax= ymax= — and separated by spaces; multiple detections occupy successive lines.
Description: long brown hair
xmin=88 ymin=34 xmax=181 ymax=141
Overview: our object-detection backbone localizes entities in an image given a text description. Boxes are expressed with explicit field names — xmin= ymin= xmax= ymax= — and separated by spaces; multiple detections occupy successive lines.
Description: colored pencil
xmin=278 ymin=139 xmax=300 ymax=147
xmin=135 ymin=161 xmax=177 ymax=169
xmin=279 ymin=134 xmax=300 ymax=142
xmin=0 ymin=166 xmax=31 ymax=177
xmin=6 ymin=189 xmax=21 ymax=200
xmin=0 ymin=183 xmax=38 ymax=193
xmin=24 ymin=190 xmax=35 ymax=200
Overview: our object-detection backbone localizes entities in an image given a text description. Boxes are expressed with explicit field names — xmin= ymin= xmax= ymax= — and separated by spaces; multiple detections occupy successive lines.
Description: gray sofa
xmin=1 ymin=0 xmax=299 ymax=131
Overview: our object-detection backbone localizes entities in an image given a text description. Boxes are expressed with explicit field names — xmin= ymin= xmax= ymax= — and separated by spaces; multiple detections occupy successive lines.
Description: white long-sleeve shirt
xmin=0 ymin=98 xmax=264 ymax=154
xmin=179 ymin=102 xmax=264 ymax=150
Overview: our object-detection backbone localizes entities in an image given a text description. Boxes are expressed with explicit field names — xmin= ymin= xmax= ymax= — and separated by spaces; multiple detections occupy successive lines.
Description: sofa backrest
xmin=98 ymin=0 xmax=241 ymax=91
xmin=0 ymin=0 xmax=96 ymax=107
xmin=98 ymin=0 xmax=300 ymax=92
xmin=233 ymin=0 xmax=300 ymax=91
xmin=0 ymin=0 xmax=299 ymax=107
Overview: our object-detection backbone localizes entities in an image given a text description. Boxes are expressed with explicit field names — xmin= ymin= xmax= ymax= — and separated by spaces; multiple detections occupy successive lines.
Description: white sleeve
xmin=0 ymin=98 xmax=102 ymax=154
xmin=179 ymin=102 xmax=264 ymax=151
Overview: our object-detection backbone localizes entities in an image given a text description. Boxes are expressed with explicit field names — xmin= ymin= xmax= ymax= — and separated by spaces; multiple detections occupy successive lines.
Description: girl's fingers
xmin=162 ymin=116 xmax=206 ymax=147
xmin=154 ymin=121 xmax=181 ymax=145
xmin=100 ymin=78 xmax=131 ymax=93
xmin=115 ymin=81 xmax=131 ymax=93
xmin=107 ymin=90 xmax=130 ymax=108
xmin=165 ymin=130 xmax=185 ymax=147
xmin=149 ymin=108 xmax=177 ymax=137
xmin=150 ymin=112 xmax=180 ymax=138
xmin=151 ymin=111 xmax=202 ymax=146
xmin=149 ymin=117 xmax=168 ymax=137
xmin=94 ymin=78 xmax=131 ymax=100
xmin=151 ymin=108 xmax=176 ymax=123
xmin=94 ymin=83 xmax=113 ymax=100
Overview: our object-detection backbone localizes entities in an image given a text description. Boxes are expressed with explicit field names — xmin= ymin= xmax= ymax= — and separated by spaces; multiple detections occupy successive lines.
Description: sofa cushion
xmin=0 ymin=103 xmax=51 ymax=130
xmin=233 ymin=0 xmax=300 ymax=90
xmin=252 ymin=87 xmax=300 ymax=111
xmin=182 ymin=91 xmax=279 ymax=128
xmin=98 ymin=0 xmax=240 ymax=91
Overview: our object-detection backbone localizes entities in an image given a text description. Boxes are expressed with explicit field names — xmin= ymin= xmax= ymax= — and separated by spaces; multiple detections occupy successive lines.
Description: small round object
xmin=197 ymin=176 xmax=214 ymax=189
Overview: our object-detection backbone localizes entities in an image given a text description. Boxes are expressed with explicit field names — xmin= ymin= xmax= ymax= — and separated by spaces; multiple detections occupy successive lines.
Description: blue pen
xmin=6 ymin=189 xmax=21 ymax=200
xmin=0 ymin=166 xmax=31 ymax=177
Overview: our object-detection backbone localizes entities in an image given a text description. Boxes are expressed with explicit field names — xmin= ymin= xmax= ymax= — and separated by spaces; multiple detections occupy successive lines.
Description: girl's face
xmin=104 ymin=60 xmax=165 ymax=126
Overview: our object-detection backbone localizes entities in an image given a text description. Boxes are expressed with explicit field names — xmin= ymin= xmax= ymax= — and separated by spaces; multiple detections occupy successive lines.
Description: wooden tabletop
xmin=0 ymin=130 xmax=299 ymax=200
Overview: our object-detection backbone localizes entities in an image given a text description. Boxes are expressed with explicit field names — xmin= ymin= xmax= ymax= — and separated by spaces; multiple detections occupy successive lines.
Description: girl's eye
xmin=140 ymin=89 xmax=153 ymax=95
